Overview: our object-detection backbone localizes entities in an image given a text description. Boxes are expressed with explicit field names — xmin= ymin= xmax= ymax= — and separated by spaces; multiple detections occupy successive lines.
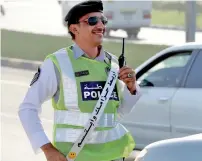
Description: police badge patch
xmin=30 ymin=67 xmax=41 ymax=86
xmin=105 ymin=66 xmax=110 ymax=75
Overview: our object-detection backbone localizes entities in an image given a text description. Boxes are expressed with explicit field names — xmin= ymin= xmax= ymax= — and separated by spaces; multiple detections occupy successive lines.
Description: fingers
xmin=118 ymin=66 xmax=137 ymax=93
xmin=119 ymin=66 xmax=131 ymax=73
xmin=45 ymin=148 xmax=67 ymax=161
xmin=119 ymin=66 xmax=135 ymax=79
xmin=122 ymin=77 xmax=134 ymax=83
xmin=119 ymin=74 xmax=133 ymax=80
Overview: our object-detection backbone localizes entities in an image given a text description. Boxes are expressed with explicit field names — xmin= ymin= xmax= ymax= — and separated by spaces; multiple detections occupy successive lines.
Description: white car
xmin=135 ymin=134 xmax=202 ymax=161
xmin=120 ymin=42 xmax=202 ymax=150
xmin=102 ymin=1 xmax=152 ymax=37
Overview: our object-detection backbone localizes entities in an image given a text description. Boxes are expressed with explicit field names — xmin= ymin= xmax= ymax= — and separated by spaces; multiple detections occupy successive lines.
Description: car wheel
xmin=127 ymin=28 xmax=140 ymax=39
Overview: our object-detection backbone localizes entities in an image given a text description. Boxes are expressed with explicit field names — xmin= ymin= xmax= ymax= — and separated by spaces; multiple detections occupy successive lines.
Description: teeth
xmin=93 ymin=31 xmax=103 ymax=33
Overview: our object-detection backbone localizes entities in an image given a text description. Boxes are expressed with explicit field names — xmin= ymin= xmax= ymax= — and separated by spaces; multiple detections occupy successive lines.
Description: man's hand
xmin=41 ymin=143 xmax=67 ymax=161
xmin=119 ymin=66 xmax=136 ymax=94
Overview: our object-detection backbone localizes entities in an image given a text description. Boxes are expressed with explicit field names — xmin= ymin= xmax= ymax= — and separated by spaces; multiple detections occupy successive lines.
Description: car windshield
xmin=138 ymin=54 xmax=191 ymax=87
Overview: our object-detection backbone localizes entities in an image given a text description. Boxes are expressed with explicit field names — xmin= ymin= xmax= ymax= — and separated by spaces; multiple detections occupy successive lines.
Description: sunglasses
xmin=79 ymin=16 xmax=108 ymax=26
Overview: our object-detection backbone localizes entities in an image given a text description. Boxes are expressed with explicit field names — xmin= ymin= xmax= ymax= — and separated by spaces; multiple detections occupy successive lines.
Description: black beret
xmin=65 ymin=0 xmax=103 ymax=27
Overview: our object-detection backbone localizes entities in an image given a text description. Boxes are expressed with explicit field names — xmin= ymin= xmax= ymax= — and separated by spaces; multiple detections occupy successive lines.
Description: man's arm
xmin=117 ymin=66 xmax=141 ymax=118
xmin=18 ymin=59 xmax=57 ymax=154
xmin=117 ymin=81 xmax=141 ymax=118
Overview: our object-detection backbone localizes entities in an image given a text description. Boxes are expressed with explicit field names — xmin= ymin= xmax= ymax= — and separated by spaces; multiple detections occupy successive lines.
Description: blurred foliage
xmin=152 ymin=1 xmax=202 ymax=29
xmin=1 ymin=29 xmax=168 ymax=69
xmin=152 ymin=1 xmax=202 ymax=13
xmin=152 ymin=9 xmax=202 ymax=29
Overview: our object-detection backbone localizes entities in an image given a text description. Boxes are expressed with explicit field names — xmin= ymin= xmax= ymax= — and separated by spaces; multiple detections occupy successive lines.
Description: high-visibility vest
xmin=46 ymin=47 xmax=135 ymax=161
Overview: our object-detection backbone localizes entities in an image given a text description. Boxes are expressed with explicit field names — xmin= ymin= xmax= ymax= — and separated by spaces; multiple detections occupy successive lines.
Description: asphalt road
xmin=1 ymin=67 xmax=52 ymax=161
xmin=1 ymin=0 xmax=202 ymax=46
xmin=1 ymin=67 xmax=138 ymax=161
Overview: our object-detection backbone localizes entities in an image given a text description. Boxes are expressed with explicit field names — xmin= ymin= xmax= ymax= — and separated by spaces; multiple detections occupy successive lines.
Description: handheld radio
xmin=118 ymin=38 xmax=126 ymax=68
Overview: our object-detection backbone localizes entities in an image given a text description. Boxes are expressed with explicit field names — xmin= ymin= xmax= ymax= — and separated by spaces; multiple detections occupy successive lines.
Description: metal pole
xmin=185 ymin=1 xmax=196 ymax=42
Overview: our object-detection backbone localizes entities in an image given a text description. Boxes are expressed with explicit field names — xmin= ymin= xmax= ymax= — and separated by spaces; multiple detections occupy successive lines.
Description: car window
xmin=138 ymin=53 xmax=191 ymax=88
xmin=184 ymin=52 xmax=202 ymax=88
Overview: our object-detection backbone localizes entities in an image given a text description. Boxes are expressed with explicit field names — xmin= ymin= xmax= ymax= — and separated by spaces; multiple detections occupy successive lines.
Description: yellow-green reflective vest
xmin=46 ymin=47 xmax=135 ymax=161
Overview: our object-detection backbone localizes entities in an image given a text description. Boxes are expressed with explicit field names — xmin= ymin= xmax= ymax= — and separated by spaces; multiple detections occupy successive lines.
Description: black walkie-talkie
xmin=118 ymin=38 xmax=126 ymax=68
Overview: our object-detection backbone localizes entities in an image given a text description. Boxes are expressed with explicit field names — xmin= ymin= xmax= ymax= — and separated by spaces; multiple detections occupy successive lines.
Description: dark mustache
xmin=92 ymin=28 xmax=104 ymax=32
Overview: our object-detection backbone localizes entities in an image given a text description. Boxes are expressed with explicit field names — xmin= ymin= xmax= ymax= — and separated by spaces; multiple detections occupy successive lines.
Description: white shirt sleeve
xmin=18 ymin=59 xmax=58 ymax=154
xmin=117 ymin=81 xmax=141 ymax=119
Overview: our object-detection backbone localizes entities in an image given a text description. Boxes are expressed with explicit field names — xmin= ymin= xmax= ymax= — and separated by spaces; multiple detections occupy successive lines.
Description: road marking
xmin=1 ymin=80 xmax=29 ymax=87
xmin=0 ymin=112 xmax=53 ymax=123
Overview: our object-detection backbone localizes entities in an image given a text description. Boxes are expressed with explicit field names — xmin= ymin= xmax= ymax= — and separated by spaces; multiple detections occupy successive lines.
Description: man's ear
xmin=69 ymin=24 xmax=79 ymax=35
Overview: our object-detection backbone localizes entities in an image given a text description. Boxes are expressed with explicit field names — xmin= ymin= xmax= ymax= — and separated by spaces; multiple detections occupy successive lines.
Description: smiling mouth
xmin=92 ymin=31 xmax=104 ymax=35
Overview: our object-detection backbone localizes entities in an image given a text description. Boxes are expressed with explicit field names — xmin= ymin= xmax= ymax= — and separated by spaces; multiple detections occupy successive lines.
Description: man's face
xmin=73 ymin=12 xmax=107 ymax=46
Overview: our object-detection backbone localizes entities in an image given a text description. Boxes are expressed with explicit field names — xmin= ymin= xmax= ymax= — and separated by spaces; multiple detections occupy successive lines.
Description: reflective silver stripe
xmin=55 ymin=123 xmax=128 ymax=143
xmin=54 ymin=110 xmax=116 ymax=127
xmin=52 ymin=63 xmax=60 ymax=103
xmin=54 ymin=49 xmax=79 ymax=110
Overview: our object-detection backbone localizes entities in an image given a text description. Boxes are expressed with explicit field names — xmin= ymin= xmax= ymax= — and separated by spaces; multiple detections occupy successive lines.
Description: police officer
xmin=18 ymin=1 xmax=141 ymax=161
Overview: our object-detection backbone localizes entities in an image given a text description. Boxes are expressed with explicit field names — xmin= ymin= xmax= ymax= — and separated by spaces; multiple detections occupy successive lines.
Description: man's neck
xmin=75 ymin=41 xmax=100 ymax=59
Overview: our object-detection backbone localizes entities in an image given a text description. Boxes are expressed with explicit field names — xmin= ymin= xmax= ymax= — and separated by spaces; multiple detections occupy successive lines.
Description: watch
xmin=132 ymin=89 xmax=137 ymax=95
